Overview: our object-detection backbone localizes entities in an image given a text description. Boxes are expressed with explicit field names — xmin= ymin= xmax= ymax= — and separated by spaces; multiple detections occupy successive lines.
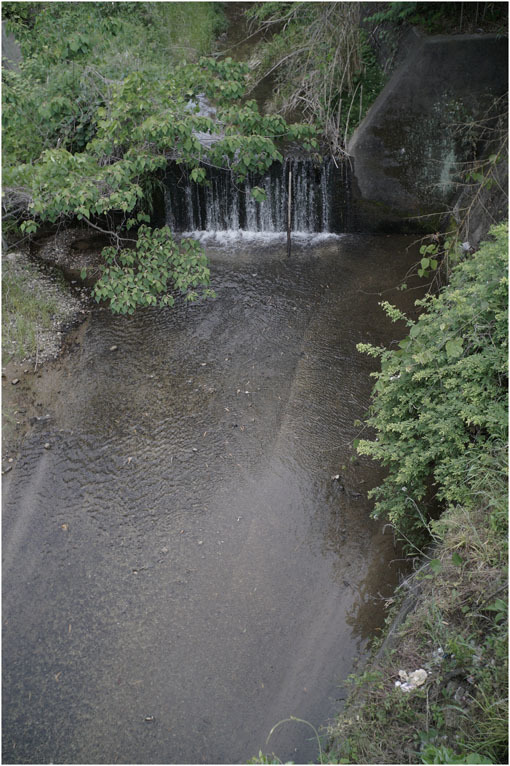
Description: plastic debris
xmin=395 ymin=669 xmax=428 ymax=692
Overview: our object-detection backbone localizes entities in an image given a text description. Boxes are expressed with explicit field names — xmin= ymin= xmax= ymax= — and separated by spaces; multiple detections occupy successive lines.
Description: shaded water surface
xmin=3 ymin=235 xmax=420 ymax=764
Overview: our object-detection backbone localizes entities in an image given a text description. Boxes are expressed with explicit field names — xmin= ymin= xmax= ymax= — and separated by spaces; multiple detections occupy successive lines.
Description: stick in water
xmin=287 ymin=166 xmax=292 ymax=258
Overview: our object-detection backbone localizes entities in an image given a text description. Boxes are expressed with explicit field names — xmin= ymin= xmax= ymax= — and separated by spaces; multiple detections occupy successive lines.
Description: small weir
xmin=164 ymin=157 xmax=353 ymax=237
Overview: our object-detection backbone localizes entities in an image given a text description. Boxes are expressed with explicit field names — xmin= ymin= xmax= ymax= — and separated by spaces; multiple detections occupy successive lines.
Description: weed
xmin=326 ymin=437 xmax=507 ymax=764
xmin=2 ymin=256 xmax=74 ymax=363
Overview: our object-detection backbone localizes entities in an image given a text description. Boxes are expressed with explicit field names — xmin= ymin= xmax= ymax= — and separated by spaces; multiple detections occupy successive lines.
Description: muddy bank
xmin=2 ymin=319 xmax=89 ymax=466
xmin=2 ymin=236 xmax=97 ymax=464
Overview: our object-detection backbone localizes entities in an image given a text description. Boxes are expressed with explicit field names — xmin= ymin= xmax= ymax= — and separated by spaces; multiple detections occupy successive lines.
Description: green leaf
xmin=429 ymin=559 xmax=442 ymax=574
xmin=445 ymin=338 xmax=463 ymax=359
xmin=486 ymin=598 xmax=507 ymax=613
xmin=251 ymin=186 xmax=267 ymax=203
xmin=451 ymin=551 xmax=463 ymax=566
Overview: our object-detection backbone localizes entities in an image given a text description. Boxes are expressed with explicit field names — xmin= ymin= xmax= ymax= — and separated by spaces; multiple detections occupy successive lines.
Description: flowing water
xmin=2 ymin=232 xmax=422 ymax=764
xmin=164 ymin=159 xmax=353 ymax=234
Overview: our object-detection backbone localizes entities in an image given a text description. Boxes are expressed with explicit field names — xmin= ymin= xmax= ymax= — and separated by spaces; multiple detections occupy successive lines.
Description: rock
xmin=11 ymin=379 xmax=19 ymax=385
xmin=109 ymin=345 xmax=118 ymax=352
xmin=44 ymin=443 xmax=51 ymax=450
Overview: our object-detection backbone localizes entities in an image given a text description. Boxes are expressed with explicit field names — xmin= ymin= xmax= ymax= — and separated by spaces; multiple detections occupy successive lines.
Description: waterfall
xmin=164 ymin=158 xmax=352 ymax=235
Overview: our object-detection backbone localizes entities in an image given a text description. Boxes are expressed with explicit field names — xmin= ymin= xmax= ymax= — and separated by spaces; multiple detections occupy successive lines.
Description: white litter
xmin=395 ymin=669 xmax=428 ymax=692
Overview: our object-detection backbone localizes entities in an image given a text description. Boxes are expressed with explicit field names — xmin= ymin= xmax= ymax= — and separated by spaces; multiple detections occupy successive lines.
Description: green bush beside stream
xmin=326 ymin=224 xmax=508 ymax=765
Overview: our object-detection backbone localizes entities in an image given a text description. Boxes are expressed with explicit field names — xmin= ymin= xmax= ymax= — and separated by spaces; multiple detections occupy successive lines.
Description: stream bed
xmin=3 ymin=234 xmax=421 ymax=764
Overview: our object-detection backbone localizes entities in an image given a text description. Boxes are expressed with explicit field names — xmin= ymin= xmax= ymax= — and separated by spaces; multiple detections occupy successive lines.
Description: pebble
xmin=109 ymin=345 xmax=118 ymax=352
xmin=44 ymin=443 xmax=51 ymax=450
xmin=11 ymin=379 xmax=19 ymax=385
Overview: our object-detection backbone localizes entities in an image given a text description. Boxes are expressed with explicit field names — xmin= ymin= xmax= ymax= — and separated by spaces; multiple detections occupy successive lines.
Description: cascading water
xmin=164 ymin=157 xmax=353 ymax=238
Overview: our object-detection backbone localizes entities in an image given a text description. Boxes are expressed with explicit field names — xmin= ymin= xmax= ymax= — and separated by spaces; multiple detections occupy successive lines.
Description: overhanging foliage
xmin=2 ymin=2 xmax=318 ymax=313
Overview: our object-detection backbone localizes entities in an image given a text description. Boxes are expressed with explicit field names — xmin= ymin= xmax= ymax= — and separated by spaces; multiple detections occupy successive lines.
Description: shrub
xmin=357 ymin=223 xmax=508 ymax=545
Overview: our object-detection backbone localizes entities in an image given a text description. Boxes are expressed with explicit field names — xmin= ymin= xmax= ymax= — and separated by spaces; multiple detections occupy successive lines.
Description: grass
xmin=148 ymin=2 xmax=227 ymax=62
xmin=325 ymin=444 xmax=508 ymax=765
xmin=2 ymin=256 xmax=64 ymax=363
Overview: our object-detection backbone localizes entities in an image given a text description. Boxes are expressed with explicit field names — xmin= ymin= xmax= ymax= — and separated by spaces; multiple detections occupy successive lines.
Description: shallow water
xmin=3 ymin=234 xmax=421 ymax=764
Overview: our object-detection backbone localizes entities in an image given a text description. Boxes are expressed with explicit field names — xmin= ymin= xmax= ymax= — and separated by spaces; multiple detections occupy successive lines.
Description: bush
xmin=357 ymin=223 xmax=508 ymax=545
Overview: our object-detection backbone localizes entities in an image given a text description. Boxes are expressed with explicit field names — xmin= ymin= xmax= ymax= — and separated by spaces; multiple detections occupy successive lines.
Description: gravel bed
xmin=3 ymin=250 xmax=88 ymax=365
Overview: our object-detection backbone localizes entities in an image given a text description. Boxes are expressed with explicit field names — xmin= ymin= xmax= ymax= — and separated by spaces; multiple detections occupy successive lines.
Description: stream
xmin=2 ymin=233 xmax=422 ymax=764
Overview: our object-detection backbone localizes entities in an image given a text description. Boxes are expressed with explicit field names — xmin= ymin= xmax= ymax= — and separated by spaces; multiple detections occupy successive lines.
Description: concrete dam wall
xmin=348 ymin=31 xmax=508 ymax=232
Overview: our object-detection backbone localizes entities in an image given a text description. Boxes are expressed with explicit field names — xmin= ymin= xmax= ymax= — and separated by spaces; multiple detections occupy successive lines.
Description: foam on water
xmin=182 ymin=230 xmax=344 ymax=246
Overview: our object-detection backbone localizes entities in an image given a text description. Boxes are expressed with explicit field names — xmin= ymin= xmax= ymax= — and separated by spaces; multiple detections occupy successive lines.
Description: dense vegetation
xmin=357 ymin=223 xmax=508 ymax=547
xmin=325 ymin=242 xmax=507 ymax=766
xmin=2 ymin=1 xmax=317 ymax=313
xmin=245 ymin=1 xmax=383 ymax=155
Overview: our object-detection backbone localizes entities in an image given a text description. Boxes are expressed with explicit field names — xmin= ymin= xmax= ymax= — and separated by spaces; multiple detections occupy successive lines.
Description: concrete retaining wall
xmin=347 ymin=32 xmax=508 ymax=232
xmin=2 ymin=21 xmax=22 ymax=70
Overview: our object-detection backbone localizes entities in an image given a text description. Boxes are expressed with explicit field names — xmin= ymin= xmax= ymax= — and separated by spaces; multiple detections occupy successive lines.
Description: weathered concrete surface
xmin=348 ymin=32 xmax=508 ymax=232
xmin=2 ymin=21 xmax=22 ymax=70
xmin=453 ymin=126 xmax=508 ymax=249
